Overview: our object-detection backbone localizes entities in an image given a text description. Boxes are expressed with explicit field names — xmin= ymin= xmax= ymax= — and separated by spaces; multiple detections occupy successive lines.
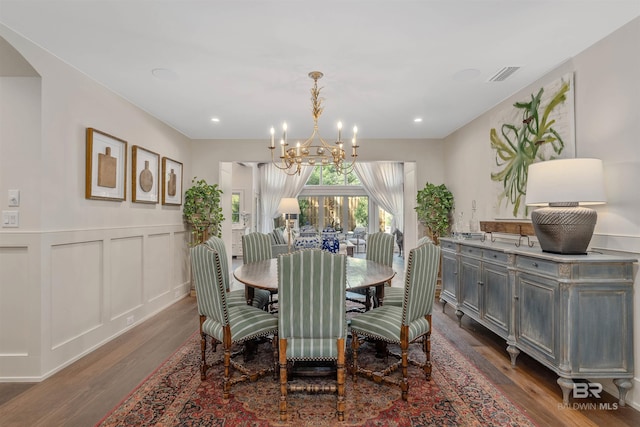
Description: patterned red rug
xmin=96 ymin=328 xmax=537 ymax=426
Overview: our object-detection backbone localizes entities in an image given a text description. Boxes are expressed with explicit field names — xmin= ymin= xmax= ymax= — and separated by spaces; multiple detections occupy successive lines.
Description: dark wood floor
xmin=1 ymin=253 xmax=638 ymax=426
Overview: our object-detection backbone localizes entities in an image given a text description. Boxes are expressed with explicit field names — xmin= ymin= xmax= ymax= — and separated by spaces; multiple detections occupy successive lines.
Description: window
xmin=304 ymin=165 xmax=360 ymax=186
xmin=298 ymin=166 xmax=369 ymax=232
xmin=231 ymin=192 xmax=241 ymax=224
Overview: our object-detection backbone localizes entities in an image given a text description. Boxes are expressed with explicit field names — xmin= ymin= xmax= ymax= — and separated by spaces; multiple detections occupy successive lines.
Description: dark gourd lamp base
xmin=531 ymin=205 xmax=597 ymax=255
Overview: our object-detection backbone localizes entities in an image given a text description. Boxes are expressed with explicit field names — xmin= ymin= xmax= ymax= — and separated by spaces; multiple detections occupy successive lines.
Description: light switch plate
xmin=8 ymin=189 xmax=20 ymax=207
xmin=2 ymin=211 xmax=19 ymax=228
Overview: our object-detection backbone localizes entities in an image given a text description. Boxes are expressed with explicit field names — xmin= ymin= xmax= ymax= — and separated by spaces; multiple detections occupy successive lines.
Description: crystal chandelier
xmin=268 ymin=71 xmax=359 ymax=176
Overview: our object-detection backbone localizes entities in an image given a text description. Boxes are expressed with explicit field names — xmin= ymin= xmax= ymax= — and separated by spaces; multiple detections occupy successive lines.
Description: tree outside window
xmin=231 ymin=192 xmax=240 ymax=224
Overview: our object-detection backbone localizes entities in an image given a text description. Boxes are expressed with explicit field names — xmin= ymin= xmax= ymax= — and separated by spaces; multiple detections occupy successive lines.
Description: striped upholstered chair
xmin=384 ymin=236 xmax=435 ymax=307
xmin=347 ymin=231 xmax=395 ymax=311
xmin=242 ymin=231 xmax=278 ymax=309
xmin=350 ymin=242 xmax=441 ymax=400
xmin=204 ymin=235 xmax=270 ymax=309
xmin=190 ymin=244 xmax=278 ymax=398
xmin=277 ymin=249 xmax=347 ymax=421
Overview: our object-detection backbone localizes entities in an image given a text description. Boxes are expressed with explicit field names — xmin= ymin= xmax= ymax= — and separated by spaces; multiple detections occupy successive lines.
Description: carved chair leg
xmin=424 ymin=317 xmax=432 ymax=380
xmin=223 ymin=346 xmax=232 ymax=399
xmin=279 ymin=338 xmax=288 ymax=421
xmin=337 ymin=338 xmax=346 ymax=421
xmin=351 ymin=331 xmax=359 ymax=382
xmin=422 ymin=332 xmax=431 ymax=381
xmin=401 ymin=341 xmax=409 ymax=401
xmin=200 ymin=332 xmax=208 ymax=380
xmin=272 ymin=333 xmax=279 ymax=380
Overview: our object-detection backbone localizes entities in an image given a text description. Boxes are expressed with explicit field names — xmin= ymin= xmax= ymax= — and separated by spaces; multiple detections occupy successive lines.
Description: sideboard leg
xmin=506 ymin=344 xmax=520 ymax=366
xmin=455 ymin=309 xmax=463 ymax=327
xmin=557 ymin=377 xmax=574 ymax=405
xmin=440 ymin=299 xmax=447 ymax=313
xmin=613 ymin=378 xmax=632 ymax=406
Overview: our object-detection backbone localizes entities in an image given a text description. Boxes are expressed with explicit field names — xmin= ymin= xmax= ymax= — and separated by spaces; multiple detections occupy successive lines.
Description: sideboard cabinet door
xmin=514 ymin=272 xmax=560 ymax=367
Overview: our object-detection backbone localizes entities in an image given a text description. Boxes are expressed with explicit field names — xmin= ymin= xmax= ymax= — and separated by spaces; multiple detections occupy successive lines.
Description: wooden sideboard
xmin=440 ymin=237 xmax=636 ymax=406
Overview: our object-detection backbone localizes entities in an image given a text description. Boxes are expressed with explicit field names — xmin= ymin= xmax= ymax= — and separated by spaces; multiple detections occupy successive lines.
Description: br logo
xmin=573 ymin=382 xmax=603 ymax=399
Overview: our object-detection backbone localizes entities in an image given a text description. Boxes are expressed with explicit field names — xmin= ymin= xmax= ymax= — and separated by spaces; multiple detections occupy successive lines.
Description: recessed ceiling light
xmin=211 ymin=117 xmax=220 ymax=122
xmin=151 ymin=68 xmax=178 ymax=81
xmin=414 ymin=118 xmax=423 ymax=123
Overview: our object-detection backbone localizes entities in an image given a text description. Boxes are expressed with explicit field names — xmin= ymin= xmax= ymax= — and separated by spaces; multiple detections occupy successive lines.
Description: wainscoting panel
xmin=50 ymin=240 xmax=103 ymax=349
xmin=146 ymin=233 xmax=171 ymax=302
xmin=1 ymin=225 xmax=190 ymax=381
xmin=110 ymin=236 xmax=144 ymax=320
xmin=174 ymin=230 xmax=190 ymax=291
xmin=0 ymin=246 xmax=30 ymax=355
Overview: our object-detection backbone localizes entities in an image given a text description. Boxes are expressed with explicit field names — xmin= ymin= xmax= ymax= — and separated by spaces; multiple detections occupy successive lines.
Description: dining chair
xmin=204 ymin=235 xmax=270 ymax=309
xmin=384 ymin=236 xmax=434 ymax=307
xmin=350 ymin=242 xmax=441 ymax=400
xmin=277 ymin=249 xmax=347 ymax=421
xmin=190 ymin=244 xmax=278 ymax=398
xmin=242 ymin=231 xmax=279 ymax=310
xmin=347 ymin=231 xmax=394 ymax=312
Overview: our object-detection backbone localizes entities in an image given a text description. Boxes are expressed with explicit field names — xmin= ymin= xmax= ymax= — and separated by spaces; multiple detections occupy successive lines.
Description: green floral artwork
xmin=490 ymin=78 xmax=572 ymax=217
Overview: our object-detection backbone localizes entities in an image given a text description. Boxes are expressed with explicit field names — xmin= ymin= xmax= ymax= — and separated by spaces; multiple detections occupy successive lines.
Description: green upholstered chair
xmin=347 ymin=231 xmax=395 ymax=312
xmin=203 ymin=235 xmax=270 ymax=309
xmin=384 ymin=236 xmax=435 ymax=307
xmin=277 ymin=249 xmax=347 ymax=421
xmin=190 ymin=244 xmax=278 ymax=398
xmin=242 ymin=231 xmax=279 ymax=310
xmin=350 ymin=242 xmax=441 ymax=400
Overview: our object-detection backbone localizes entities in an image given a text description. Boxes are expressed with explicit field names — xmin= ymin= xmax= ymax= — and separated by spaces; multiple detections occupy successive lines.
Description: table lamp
xmin=277 ymin=197 xmax=300 ymax=253
xmin=525 ymin=158 xmax=606 ymax=254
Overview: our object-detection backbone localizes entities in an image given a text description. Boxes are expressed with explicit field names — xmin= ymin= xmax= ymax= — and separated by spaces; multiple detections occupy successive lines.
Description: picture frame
xmin=161 ymin=157 xmax=183 ymax=205
xmin=86 ymin=128 xmax=127 ymax=201
xmin=132 ymin=145 xmax=160 ymax=203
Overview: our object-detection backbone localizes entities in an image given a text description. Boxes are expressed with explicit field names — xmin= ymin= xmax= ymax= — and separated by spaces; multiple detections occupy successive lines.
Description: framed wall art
xmin=132 ymin=145 xmax=160 ymax=203
xmin=489 ymin=73 xmax=575 ymax=219
xmin=161 ymin=157 xmax=183 ymax=205
xmin=86 ymin=128 xmax=127 ymax=201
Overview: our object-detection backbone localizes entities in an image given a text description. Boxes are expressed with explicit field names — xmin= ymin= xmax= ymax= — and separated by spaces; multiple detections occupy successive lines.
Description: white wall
xmin=443 ymin=17 xmax=640 ymax=409
xmin=0 ymin=24 xmax=193 ymax=380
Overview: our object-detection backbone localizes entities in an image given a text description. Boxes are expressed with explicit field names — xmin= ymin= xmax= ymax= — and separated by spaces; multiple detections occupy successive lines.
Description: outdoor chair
xmin=350 ymin=242 xmax=441 ymax=400
xmin=277 ymin=249 xmax=348 ymax=421
xmin=190 ymin=244 xmax=278 ymax=399
xmin=346 ymin=231 xmax=394 ymax=312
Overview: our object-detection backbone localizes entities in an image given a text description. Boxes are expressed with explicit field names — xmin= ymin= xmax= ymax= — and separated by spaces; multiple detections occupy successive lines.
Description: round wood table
xmin=233 ymin=256 xmax=396 ymax=306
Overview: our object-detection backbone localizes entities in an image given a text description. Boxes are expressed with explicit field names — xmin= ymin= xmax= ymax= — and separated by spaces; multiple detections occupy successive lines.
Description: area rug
xmin=96 ymin=329 xmax=537 ymax=426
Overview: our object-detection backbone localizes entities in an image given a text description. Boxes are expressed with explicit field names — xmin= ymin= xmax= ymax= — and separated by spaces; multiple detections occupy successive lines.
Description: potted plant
xmin=415 ymin=182 xmax=454 ymax=246
xmin=183 ymin=177 xmax=224 ymax=244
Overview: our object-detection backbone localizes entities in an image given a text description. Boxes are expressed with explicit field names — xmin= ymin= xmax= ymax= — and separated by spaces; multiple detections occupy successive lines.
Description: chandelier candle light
xmin=269 ymin=71 xmax=359 ymax=175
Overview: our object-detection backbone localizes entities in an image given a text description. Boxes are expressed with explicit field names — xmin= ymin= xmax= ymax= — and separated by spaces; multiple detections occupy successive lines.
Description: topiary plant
xmin=415 ymin=182 xmax=454 ymax=245
xmin=183 ymin=177 xmax=224 ymax=244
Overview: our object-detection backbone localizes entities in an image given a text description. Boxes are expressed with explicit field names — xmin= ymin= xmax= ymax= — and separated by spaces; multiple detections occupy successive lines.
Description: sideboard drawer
xmin=441 ymin=240 xmax=457 ymax=251
xmin=461 ymin=245 xmax=482 ymax=258
xmin=516 ymin=256 xmax=558 ymax=276
xmin=483 ymin=249 xmax=509 ymax=264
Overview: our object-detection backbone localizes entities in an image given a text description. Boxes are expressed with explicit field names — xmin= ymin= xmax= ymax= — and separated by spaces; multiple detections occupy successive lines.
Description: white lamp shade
xmin=525 ymin=158 xmax=606 ymax=206
xmin=277 ymin=197 xmax=300 ymax=214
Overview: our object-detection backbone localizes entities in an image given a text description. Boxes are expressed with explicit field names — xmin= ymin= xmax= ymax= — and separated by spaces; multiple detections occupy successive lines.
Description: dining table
xmin=233 ymin=256 xmax=396 ymax=307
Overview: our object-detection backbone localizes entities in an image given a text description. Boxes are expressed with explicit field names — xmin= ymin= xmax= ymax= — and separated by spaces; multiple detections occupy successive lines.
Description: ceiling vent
xmin=488 ymin=66 xmax=520 ymax=82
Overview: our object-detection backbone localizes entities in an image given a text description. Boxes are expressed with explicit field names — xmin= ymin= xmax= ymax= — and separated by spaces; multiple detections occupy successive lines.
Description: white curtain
xmin=258 ymin=163 xmax=313 ymax=233
xmin=353 ymin=162 xmax=404 ymax=233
